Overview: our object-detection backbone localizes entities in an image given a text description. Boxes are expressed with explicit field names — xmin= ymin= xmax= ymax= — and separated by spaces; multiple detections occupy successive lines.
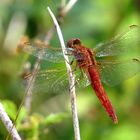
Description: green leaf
xmin=44 ymin=113 xmax=69 ymax=125
xmin=1 ymin=100 xmax=17 ymax=120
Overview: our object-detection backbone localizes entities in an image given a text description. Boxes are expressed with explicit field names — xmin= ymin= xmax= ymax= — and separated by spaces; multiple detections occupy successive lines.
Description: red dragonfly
xmin=19 ymin=25 xmax=140 ymax=123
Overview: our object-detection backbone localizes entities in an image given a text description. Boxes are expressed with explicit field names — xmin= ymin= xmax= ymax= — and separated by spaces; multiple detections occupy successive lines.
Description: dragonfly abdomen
xmin=87 ymin=66 xmax=118 ymax=124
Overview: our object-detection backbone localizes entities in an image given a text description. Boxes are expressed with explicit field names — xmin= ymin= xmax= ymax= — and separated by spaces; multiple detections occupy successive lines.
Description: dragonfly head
xmin=67 ymin=38 xmax=81 ymax=49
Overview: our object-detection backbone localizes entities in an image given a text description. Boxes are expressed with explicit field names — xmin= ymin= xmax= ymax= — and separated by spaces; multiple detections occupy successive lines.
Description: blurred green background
xmin=0 ymin=0 xmax=140 ymax=140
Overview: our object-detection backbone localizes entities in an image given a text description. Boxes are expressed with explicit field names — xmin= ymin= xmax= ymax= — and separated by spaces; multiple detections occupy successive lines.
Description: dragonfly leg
xmin=64 ymin=52 xmax=73 ymax=56
xmin=70 ymin=59 xmax=74 ymax=65
xmin=65 ymin=58 xmax=78 ymax=72
xmin=64 ymin=57 xmax=75 ymax=66
xmin=71 ymin=60 xmax=79 ymax=72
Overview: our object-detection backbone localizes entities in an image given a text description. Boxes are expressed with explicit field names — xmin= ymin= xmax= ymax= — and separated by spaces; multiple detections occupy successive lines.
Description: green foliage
xmin=1 ymin=100 xmax=17 ymax=120
xmin=44 ymin=113 xmax=69 ymax=125
xmin=0 ymin=0 xmax=140 ymax=139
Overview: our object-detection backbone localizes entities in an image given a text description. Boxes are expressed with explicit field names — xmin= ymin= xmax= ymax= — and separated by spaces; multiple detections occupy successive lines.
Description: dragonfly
xmin=19 ymin=25 xmax=140 ymax=124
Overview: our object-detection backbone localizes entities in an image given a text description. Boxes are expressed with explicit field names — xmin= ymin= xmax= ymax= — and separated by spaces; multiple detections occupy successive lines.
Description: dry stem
xmin=48 ymin=7 xmax=81 ymax=140
xmin=0 ymin=103 xmax=21 ymax=140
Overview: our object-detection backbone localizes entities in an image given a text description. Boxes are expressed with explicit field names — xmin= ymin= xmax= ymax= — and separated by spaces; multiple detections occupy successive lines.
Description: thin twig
xmin=62 ymin=0 xmax=77 ymax=15
xmin=44 ymin=0 xmax=78 ymax=43
xmin=47 ymin=7 xmax=81 ymax=140
xmin=0 ymin=103 xmax=21 ymax=140
xmin=61 ymin=0 xmax=66 ymax=8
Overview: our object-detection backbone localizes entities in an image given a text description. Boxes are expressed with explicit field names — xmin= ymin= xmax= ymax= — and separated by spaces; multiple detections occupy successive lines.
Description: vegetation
xmin=0 ymin=0 xmax=140 ymax=139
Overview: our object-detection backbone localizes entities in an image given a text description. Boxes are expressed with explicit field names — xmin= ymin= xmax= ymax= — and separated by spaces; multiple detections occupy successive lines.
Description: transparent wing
xmin=94 ymin=25 xmax=140 ymax=58
xmin=97 ymin=59 xmax=140 ymax=86
xmin=33 ymin=69 xmax=69 ymax=96
xmin=94 ymin=25 xmax=140 ymax=85
xmin=28 ymin=68 xmax=91 ymax=97
xmin=22 ymin=44 xmax=73 ymax=63
xmin=24 ymin=68 xmax=91 ymax=113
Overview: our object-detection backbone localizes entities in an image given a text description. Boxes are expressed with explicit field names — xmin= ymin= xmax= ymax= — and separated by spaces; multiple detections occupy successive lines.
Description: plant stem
xmin=0 ymin=103 xmax=21 ymax=140
xmin=48 ymin=7 xmax=81 ymax=140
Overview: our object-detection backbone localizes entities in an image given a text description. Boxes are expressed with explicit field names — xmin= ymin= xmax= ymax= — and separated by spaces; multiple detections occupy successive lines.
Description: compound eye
xmin=67 ymin=38 xmax=81 ymax=48
xmin=73 ymin=39 xmax=81 ymax=46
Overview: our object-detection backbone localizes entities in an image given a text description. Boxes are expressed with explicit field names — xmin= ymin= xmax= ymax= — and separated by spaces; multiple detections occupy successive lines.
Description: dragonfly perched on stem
xmin=18 ymin=25 xmax=140 ymax=123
